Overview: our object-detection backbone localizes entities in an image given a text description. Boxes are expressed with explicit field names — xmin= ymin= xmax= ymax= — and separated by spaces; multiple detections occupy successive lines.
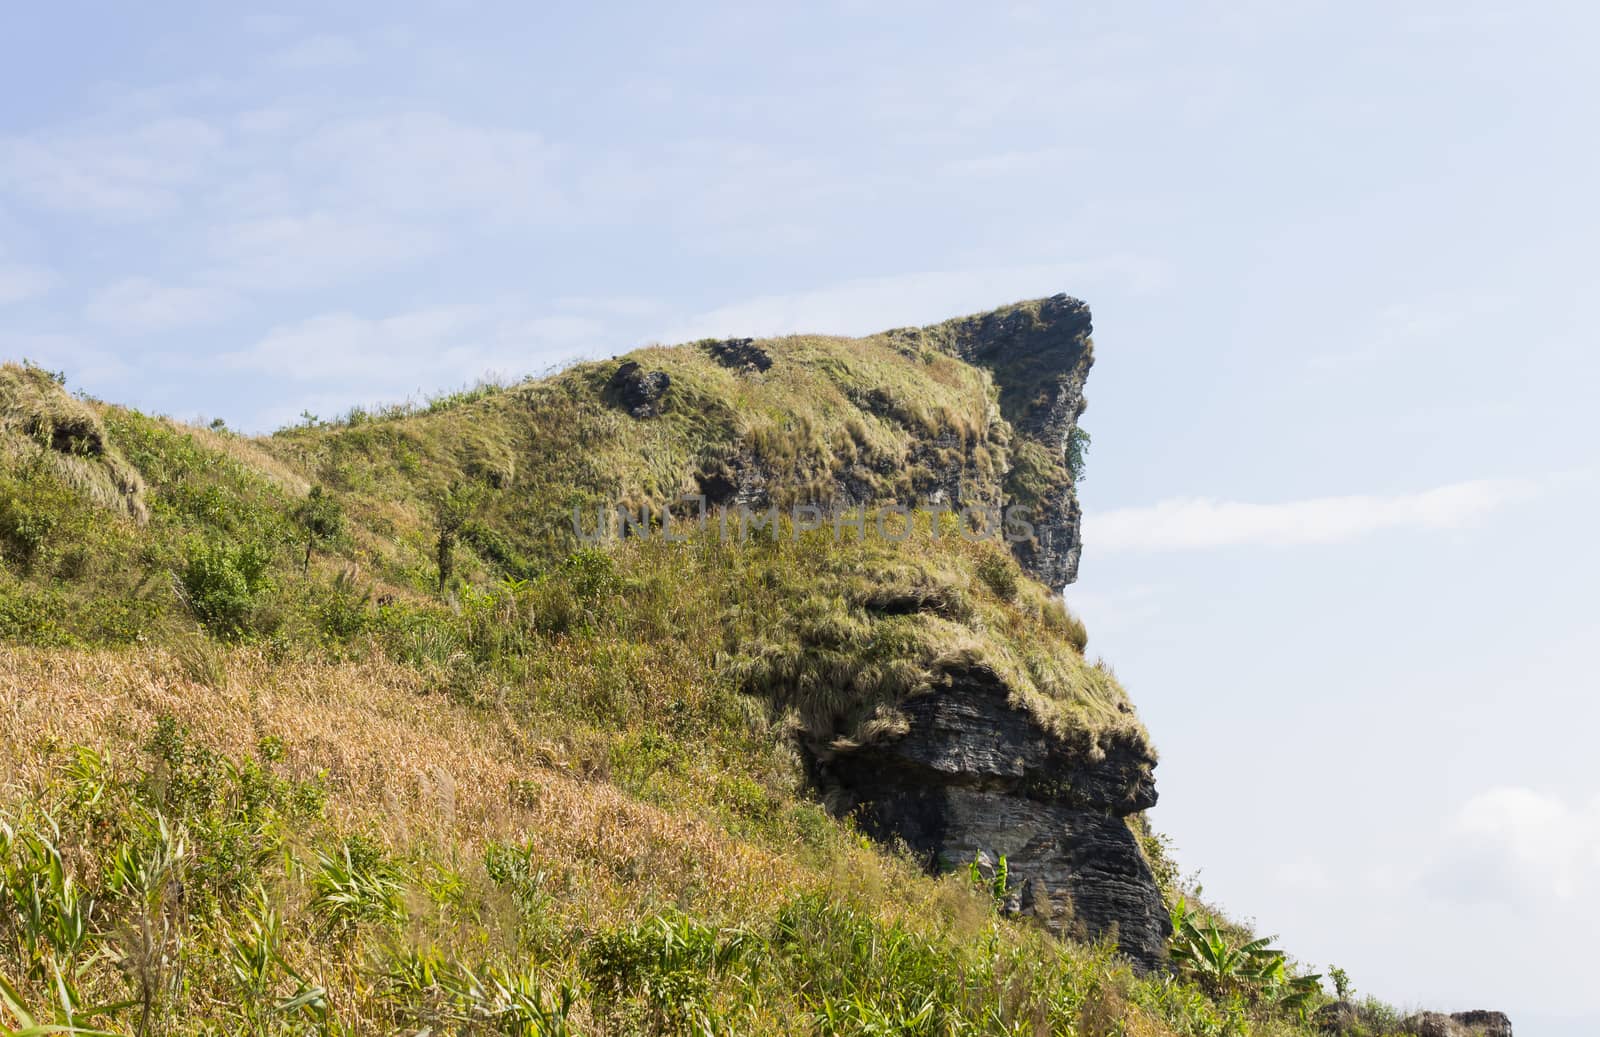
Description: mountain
xmin=0 ymin=299 xmax=1507 ymax=1034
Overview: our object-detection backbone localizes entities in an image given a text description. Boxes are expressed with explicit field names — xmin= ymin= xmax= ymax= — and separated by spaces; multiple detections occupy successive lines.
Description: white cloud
xmin=206 ymin=213 xmax=436 ymax=291
xmin=0 ymin=264 xmax=54 ymax=305
xmin=1085 ymin=480 xmax=1533 ymax=553
xmin=1440 ymin=787 xmax=1600 ymax=904
xmin=0 ymin=117 xmax=223 ymax=218
xmin=664 ymin=258 xmax=1170 ymax=341
xmin=220 ymin=302 xmax=610 ymax=426
xmin=295 ymin=113 xmax=559 ymax=220
xmin=270 ymin=34 xmax=364 ymax=69
xmin=0 ymin=333 xmax=132 ymax=385
xmin=85 ymin=277 xmax=236 ymax=331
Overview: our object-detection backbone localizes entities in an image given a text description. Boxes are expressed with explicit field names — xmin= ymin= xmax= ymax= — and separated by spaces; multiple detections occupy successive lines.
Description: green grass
xmin=0 ymin=308 xmax=1407 ymax=1035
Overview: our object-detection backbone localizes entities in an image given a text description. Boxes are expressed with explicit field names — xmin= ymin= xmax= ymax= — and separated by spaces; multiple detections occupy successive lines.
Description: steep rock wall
xmin=684 ymin=295 xmax=1095 ymax=592
xmin=899 ymin=293 xmax=1095 ymax=591
xmin=807 ymin=667 xmax=1171 ymax=973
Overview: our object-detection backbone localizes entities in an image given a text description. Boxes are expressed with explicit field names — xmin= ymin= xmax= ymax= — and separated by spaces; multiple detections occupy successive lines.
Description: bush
xmin=180 ymin=540 xmax=273 ymax=639
xmin=974 ymin=551 xmax=1020 ymax=601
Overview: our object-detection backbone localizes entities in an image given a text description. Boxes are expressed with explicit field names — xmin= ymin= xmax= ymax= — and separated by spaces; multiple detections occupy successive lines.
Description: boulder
xmin=704 ymin=337 xmax=773 ymax=373
xmin=605 ymin=361 xmax=671 ymax=418
xmin=1449 ymin=1011 xmax=1513 ymax=1037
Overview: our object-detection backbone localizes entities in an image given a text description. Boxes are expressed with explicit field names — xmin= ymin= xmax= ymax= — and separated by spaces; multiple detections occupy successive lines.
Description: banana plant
xmin=1168 ymin=897 xmax=1321 ymax=1008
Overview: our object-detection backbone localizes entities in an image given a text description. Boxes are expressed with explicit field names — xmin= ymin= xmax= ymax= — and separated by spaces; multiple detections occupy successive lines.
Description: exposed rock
xmin=670 ymin=297 xmax=1095 ymax=589
xmin=1397 ymin=1010 xmax=1514 ymax=1037
xmin=807 ymin=665 xmax=1168 ymax=972
xmin=703 ymin=337 xmax=773 ymax=373
xmin=1313 ymin=1001 xmax=1364 ymax=1033
xmin=893 ymin=294 xmax=1096 ymax=590
xmin=605 ymin=361 xmax=671 ymax=418
xmin=1449 ymin=1011 xmax=1513 ymax=1037
xmin=1405 ymin=1013 xmax=1472 ymax=1037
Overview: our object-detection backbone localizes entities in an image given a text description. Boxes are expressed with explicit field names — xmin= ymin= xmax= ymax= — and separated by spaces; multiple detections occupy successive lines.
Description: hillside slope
xmin=0 ymin=300 xmax=1491 ymax=1035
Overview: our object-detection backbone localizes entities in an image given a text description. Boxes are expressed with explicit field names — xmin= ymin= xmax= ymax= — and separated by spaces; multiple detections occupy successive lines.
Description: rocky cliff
xmin=806 ymin=663 xmax=1170 ymax=972
xmin=676 ymin=294 xmax=1096 ymax=592
xmin=897 ymin=293 xmax=1096 ymax=591
xmin=658 ymin=297 xmax=1170 ymax=970
xmin=785 ymin=298 xmax=1175 ymax=970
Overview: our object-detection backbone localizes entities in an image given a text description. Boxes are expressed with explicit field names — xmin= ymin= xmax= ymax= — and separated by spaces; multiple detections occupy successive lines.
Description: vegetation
xmin=0 ymin=309 xmax=1407 ymax=1035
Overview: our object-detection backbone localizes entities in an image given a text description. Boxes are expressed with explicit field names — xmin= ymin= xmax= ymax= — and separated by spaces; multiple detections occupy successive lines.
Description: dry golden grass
xmin=0 ymin=362 xmax=148 ymax=522
xmin=0 ymin=646 xmax=805 ymax=927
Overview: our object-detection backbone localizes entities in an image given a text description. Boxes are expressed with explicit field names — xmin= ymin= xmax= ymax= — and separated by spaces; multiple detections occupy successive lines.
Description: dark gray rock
xmin=704 ymin=337 xmax=773 ymax=373
xmin=605 ymin=361 xmax=671 ymax=418
xmin=1450 ymin=1011 xmax=1513 ymax=1037
xmin=1405 ymin=1013 xmax=1472 ymax=1037
xmin=1313 ymin=1001 xmax=1363 ymax=1033
xmin=892 ymin=294 xmax=1096 ymax=590
xmin=807 ymin=666 xmax=1168 ymax=972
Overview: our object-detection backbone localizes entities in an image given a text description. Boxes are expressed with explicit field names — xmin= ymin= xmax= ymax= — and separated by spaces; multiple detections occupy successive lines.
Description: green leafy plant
xmin=293 ymin=485 xmax=344 ymax=574
xmin=1168 ymin=898 xmax=1322 ymax=1014
xmin=428 ymin=480 xmax=483 ymax=595
xmin=310 ymin=839 xmax=404 ymax=934
xmin=178 ymin=540 xmax=273 ymax=639
xmin=1065 ymin=427 xmax=1091 ymax=483
xmin=969 ymin=852 xmax=1012 ymax=908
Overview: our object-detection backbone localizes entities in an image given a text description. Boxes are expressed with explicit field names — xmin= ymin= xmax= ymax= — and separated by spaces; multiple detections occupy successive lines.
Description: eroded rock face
xmin=1449 ymin=1010 xmax=1513 ymax=1037
xmin=690 ymin=295 xmax=1096 ymax=591
xmin=807 ymin=667 xmax=1170 ymax=973
xmin=703 ymin=337 xmax=773 ymax=373
xmin=605 ymin=361 xmax=672 ymax=418
xmin=903 ymin=294 xmax=1096 ymax=591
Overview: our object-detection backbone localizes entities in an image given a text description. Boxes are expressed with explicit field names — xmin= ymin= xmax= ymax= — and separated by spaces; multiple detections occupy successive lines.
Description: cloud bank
xmin=1085 ymin=480 xmax=1533 ymax=553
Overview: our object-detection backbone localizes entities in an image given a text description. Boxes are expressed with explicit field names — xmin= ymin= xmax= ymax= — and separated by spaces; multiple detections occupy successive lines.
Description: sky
xmin=3 ymin=1 xmax=1598 ymax=1030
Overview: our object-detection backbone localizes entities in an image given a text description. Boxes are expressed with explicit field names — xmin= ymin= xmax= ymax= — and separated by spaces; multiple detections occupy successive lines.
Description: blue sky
xmin=3 ymin=2 xmax=1597 ymax=1030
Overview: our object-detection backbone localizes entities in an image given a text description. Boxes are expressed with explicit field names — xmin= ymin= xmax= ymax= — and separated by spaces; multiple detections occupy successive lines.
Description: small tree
xmin=294 ymin=486 xmax=344 ymax=575
xmin=428 ymin=481 xmax=481 ymax=595
xmin=1329 ymin=965 xmax=1352 ymax=1001
xmin=1065 ymin=427 xmax=1091 ymax=483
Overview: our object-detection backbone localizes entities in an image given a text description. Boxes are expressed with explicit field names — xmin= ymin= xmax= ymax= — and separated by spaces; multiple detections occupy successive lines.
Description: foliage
xmin=293 ymin=485 xmax=343 ymax=574
xmin=178 ymin=539 xmax=273 ymax=639
xmin=1066 ymin=426 xmax=1092 ymax=483
xmin=969 ymin=853 xmax=1013 ymax=908
xmin=1168 ymin=898 xmax=1323 ymax=1018
xmin=0 ymin=306 xmax=1402 ymax=1035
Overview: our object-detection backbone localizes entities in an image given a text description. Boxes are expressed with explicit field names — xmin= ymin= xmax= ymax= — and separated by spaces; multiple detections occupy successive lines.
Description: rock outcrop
xmin=1401 ymin=1011 xmax=1515 ymax=1037
xmin=1448 ymin=1010 xmax=1514 ymax=1037
xmin=807 ymin=665 xmax=1170 ymax=972
xmin=604 ymin=361 xmax=672 ymax=418
xmin=686 ymin=295 xmax=1097 ymax=592
xmin=702 ymin=337 xmax=773 ymax=373
xmin=902 ymin=293 xmax=1095 ymax=591
xmin=1316 ymin=1004 xmax=1514 ymax=1037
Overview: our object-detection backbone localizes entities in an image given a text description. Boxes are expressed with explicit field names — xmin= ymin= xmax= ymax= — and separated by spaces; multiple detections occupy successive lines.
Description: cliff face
xmin=682 ymin=298 xmax=1166 ymax=970
xmin=807 ymin=666 xmax=1170 ymax=972
xmin=692 ymin=294 xmax=1096 ymax=592
xmin=784 ymin=297 xmax=1173 ymax=969
xmin=898 ymin=293 xmax=1095 ymax=591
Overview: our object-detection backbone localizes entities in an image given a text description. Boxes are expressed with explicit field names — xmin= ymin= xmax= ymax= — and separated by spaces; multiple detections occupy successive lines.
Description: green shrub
xmin=293 ymin=485 xmax=344 ymax=574
xmin=1066 ymin=426 xmax=1092 ymax=483
xmin=310 ymin=837 xmax=404 ymax=934
xmin=179 ymin=540 xmax=273 ymax=639
xmin=974 ymin=551 xmax=1020 ymax=601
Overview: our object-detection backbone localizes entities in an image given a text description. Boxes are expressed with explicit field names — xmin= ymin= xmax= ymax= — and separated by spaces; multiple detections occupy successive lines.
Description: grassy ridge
xmin=0 ymin=324 xmax=1400 ymax=1034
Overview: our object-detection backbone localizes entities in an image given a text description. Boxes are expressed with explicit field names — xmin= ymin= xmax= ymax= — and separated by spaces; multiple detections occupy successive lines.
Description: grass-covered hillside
xmin=0 ymin=306 xmax=1418 ymax=1035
